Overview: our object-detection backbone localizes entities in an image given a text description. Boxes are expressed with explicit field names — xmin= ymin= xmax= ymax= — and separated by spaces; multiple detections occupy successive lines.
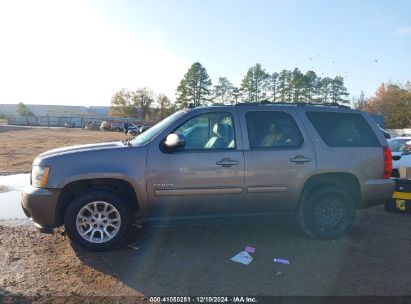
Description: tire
xmin=384 ymin=200 xmax=397 ymax=212
xmin=296 ymin=186 xmax=356 ymax=240
xmin=64 ymin=189 xmax=133 ymax=251
xmin=130 ymin=131 xmax=137 ymax=136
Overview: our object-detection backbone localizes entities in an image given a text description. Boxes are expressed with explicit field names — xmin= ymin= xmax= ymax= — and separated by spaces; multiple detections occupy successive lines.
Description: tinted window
xmin=174 ymin=112 xmax=236 ymax=150
xmin=306 ymin=112 xmax=380 ymax=147
xmin=246 ymin=111 xmax=303 ymax=149
xmin=388 ymin=138 xmax=411 ymax=152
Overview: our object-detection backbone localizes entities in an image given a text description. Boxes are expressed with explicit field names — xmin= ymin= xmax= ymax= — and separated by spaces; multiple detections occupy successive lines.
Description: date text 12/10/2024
xmin=149 ymin=296 xmax=257 ymax=303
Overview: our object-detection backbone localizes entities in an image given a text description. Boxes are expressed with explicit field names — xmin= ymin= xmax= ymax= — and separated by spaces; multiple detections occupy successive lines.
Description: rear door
xmin=238 ymin=107 xmax=317 ymax=212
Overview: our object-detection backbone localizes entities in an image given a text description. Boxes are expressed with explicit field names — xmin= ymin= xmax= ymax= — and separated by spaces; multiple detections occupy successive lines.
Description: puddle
xmin=0 ymin=174 xmax=30 ymax=219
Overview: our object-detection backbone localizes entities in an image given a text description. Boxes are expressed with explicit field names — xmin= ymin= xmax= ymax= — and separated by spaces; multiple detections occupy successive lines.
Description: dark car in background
xmin=127 ymin=125 xmax=143 ymax=136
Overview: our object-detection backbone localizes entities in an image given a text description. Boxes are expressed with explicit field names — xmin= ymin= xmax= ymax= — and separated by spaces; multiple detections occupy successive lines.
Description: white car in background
xmin=388 ymin=137 xmax=411 ymax=177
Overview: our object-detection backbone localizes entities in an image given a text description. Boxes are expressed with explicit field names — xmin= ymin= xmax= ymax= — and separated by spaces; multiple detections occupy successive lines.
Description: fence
xmin=7 ymin=115 xmax=155 ymax=128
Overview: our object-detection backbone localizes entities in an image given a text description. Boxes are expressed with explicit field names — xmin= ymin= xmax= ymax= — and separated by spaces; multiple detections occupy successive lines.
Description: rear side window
xmin=246 ymin=111 xmax=303 ymax=149
xmin=306 ymin=112 xmax=380 ymax=147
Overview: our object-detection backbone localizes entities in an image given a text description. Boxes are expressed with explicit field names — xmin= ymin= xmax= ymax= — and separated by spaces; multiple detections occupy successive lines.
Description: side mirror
xmin=164 ymin=133 xmax=186 ymax=149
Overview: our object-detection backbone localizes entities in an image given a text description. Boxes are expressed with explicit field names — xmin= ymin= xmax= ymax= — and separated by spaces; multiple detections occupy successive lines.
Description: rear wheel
xmin=296 ymin=186 xmax=356 ymax=240
xmin=64 ymin=189 xmax=132 ymax=251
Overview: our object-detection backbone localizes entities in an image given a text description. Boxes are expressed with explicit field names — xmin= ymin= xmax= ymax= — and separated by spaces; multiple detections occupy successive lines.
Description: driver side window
xmin=174 ymin=112 xmax=236 ymax=150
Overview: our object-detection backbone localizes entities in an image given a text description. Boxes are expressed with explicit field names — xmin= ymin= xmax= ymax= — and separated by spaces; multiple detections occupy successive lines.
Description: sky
xmin=0 ymin=0 xmax=410 ymax=107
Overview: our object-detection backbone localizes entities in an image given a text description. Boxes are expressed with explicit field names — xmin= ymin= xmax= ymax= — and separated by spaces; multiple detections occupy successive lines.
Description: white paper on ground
xmin=230 ymin=251 xmax=253 ymax=265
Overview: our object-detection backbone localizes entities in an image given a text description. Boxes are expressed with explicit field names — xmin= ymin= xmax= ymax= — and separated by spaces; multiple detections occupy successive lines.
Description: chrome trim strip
xmin=155 ymin=188 xmax=243 ymax=196
xmin=247 ymin=186 xmax=287 ymax=193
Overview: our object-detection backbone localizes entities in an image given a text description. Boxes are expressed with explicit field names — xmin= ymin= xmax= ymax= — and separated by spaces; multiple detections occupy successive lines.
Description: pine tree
xmin=240 ymin=63 xmax=269 ymax=102
xmin=291 ymin=68 xmax=304 ymax=102
xmin=278 ymin=70 xmax=287 ymax=102
xmin=303 ymin=71 xmax=319 ymax=102
xmin=330 ymin=76 xmax=349 ymax=103
xmin=318 ymin=77 xmax=333 ymax=103
xmin=213 ymin=77 xmax=234 ymax=104
xmin=269 ymin=72 xmax=279 ymax=102
xmin=176 ymin=62 xmax=212 ymax=107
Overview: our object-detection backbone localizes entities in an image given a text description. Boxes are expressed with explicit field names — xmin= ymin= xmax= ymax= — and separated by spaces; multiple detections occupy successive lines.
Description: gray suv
xmin=22 ymin=103 xmax=394 ymax=251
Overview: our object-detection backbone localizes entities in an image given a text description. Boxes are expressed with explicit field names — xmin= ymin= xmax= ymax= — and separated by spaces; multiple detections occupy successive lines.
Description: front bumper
xmin=360 ymin=178 xmax=395 ymax=208
xmin=21 ymin=185 xmax=61 ymax=229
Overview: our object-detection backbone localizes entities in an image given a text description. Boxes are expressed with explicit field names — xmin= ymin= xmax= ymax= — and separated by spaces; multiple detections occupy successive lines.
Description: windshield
xmin=388 ymin=138 xmax=411 ymax=152
xmin=129 ymin=111 xmax=186 ymax=146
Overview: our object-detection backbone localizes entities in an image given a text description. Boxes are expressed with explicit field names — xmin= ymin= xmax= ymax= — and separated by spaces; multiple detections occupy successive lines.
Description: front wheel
xmin=296 ymin=186 xmax=356 ymax=240
xmin=64 ymin=190 xmax=133 ymax=251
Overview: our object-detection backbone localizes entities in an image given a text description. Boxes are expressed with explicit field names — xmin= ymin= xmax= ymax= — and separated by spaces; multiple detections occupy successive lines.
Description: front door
xmin=146 ymin=110 xmax=245 ymax=217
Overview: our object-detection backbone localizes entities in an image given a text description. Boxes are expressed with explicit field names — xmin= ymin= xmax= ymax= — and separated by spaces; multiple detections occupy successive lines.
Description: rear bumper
xmin=360 ymin=179 xmax=395 ymax=208
xmin=21 ymin=185 xmax=61 ymax=229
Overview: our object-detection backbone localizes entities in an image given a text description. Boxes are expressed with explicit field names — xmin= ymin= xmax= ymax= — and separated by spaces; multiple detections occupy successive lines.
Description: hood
xmin=36 ymin=141 xmax=125 ymax=160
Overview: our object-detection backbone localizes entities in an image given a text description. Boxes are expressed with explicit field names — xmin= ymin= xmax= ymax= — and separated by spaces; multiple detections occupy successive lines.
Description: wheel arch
xmin=55 ymin=178 xmax=139 ymax=226
xmin=300 ymin=172 xmax=361 ymax=208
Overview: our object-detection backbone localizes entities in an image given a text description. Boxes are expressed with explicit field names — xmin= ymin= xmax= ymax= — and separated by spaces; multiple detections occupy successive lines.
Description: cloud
xmin=394 ymin=27 xmax=411 ymax=36
xmin=0 ymin=0 xmax=188 ymax=106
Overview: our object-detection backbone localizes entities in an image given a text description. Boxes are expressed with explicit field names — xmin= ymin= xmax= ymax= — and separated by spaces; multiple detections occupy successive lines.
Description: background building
xmin=0 ymin=104 xmax=110 ymax=117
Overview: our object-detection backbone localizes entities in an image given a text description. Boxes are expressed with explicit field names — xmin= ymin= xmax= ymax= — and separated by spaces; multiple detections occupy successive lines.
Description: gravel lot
xmin=0 ymin=126 xmax=127 ymax=174
xmin=1 ymin=205 xmax=411 ymax=303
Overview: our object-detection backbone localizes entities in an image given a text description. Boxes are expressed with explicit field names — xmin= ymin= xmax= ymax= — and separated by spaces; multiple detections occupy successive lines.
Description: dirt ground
xmin=1 ymin=205 xmax=411 ymax=303
xmin=0 ymin=126 xmax=128 ymax=174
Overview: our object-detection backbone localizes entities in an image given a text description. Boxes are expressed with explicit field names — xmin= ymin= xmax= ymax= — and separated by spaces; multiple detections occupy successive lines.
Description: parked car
xmin=388 ymin=136 xmax=411 ymax=177
xmin=139 ymin=125 xmax=150 ymax=133
xmin=22 ymin=103 xmax=394 ymax=251
xmin=100 ymin=121 xmax=124 ymax=132
xmin=83 ymin=120 xmax=101 ymax=131
xmin=64 ymin=121 xmax=75 ymax=128
xmin=127 ymin=125 xmax=143 ymax=136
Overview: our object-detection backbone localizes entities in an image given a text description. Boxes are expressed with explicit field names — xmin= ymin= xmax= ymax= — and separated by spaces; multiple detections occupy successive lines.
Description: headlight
xmin=31 ymin=166 xmax=50 ymax=188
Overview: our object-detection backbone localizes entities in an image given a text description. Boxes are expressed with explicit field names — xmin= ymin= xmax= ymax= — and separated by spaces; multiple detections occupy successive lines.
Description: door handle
xmin=216 ymin=158 xmax=239 ymax=167
xmin=290 ymin=155 xmax=312 ymax=164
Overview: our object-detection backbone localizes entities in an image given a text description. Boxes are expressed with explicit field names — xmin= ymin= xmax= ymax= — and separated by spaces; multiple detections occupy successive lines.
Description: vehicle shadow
xmin=0 ymin=287 xmax=33 ymax=304
xmin=74 ymin=207 xmax=411 ymax=296
xmin=75 ymin=216 xmax=311 ymax=296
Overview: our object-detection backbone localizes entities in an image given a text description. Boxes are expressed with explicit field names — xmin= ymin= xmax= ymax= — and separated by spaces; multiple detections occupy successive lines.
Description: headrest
xmin=269 ymin=124 xmax=276 ymax=133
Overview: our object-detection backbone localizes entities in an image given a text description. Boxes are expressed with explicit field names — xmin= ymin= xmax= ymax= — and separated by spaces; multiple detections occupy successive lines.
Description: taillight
xmin=383 ymin=146 xmax=392 ymax=179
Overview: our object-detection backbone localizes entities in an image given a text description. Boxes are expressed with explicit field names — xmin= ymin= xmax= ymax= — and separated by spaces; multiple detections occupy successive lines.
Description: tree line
xmin=354 ymin=81 xmax=411 ymax=129
xmin=109 ymin=88 xmax=176 ymax=120
xmin=176 ymin=62 xmax=349 ymax=107
xmin=110 ymin=61 xmax=350 ymax=119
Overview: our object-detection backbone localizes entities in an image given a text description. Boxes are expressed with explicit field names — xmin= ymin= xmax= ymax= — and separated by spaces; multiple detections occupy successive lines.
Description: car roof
xmin=190 ymin=102 xmax=356 ymax=113
xmin=389 ymin=137 xmax=411 ymax=141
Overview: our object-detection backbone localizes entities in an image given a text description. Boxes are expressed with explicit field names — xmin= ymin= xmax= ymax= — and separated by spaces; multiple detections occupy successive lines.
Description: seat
xmin=260 ymin=124 xmax=279 ymax=147
xmin=204 ymin=123 xmax=229 ymax=149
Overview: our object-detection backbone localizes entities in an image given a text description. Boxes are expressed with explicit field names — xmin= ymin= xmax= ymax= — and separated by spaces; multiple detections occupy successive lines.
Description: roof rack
xmin=234 ymin=100 xmax=351 ymax=109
